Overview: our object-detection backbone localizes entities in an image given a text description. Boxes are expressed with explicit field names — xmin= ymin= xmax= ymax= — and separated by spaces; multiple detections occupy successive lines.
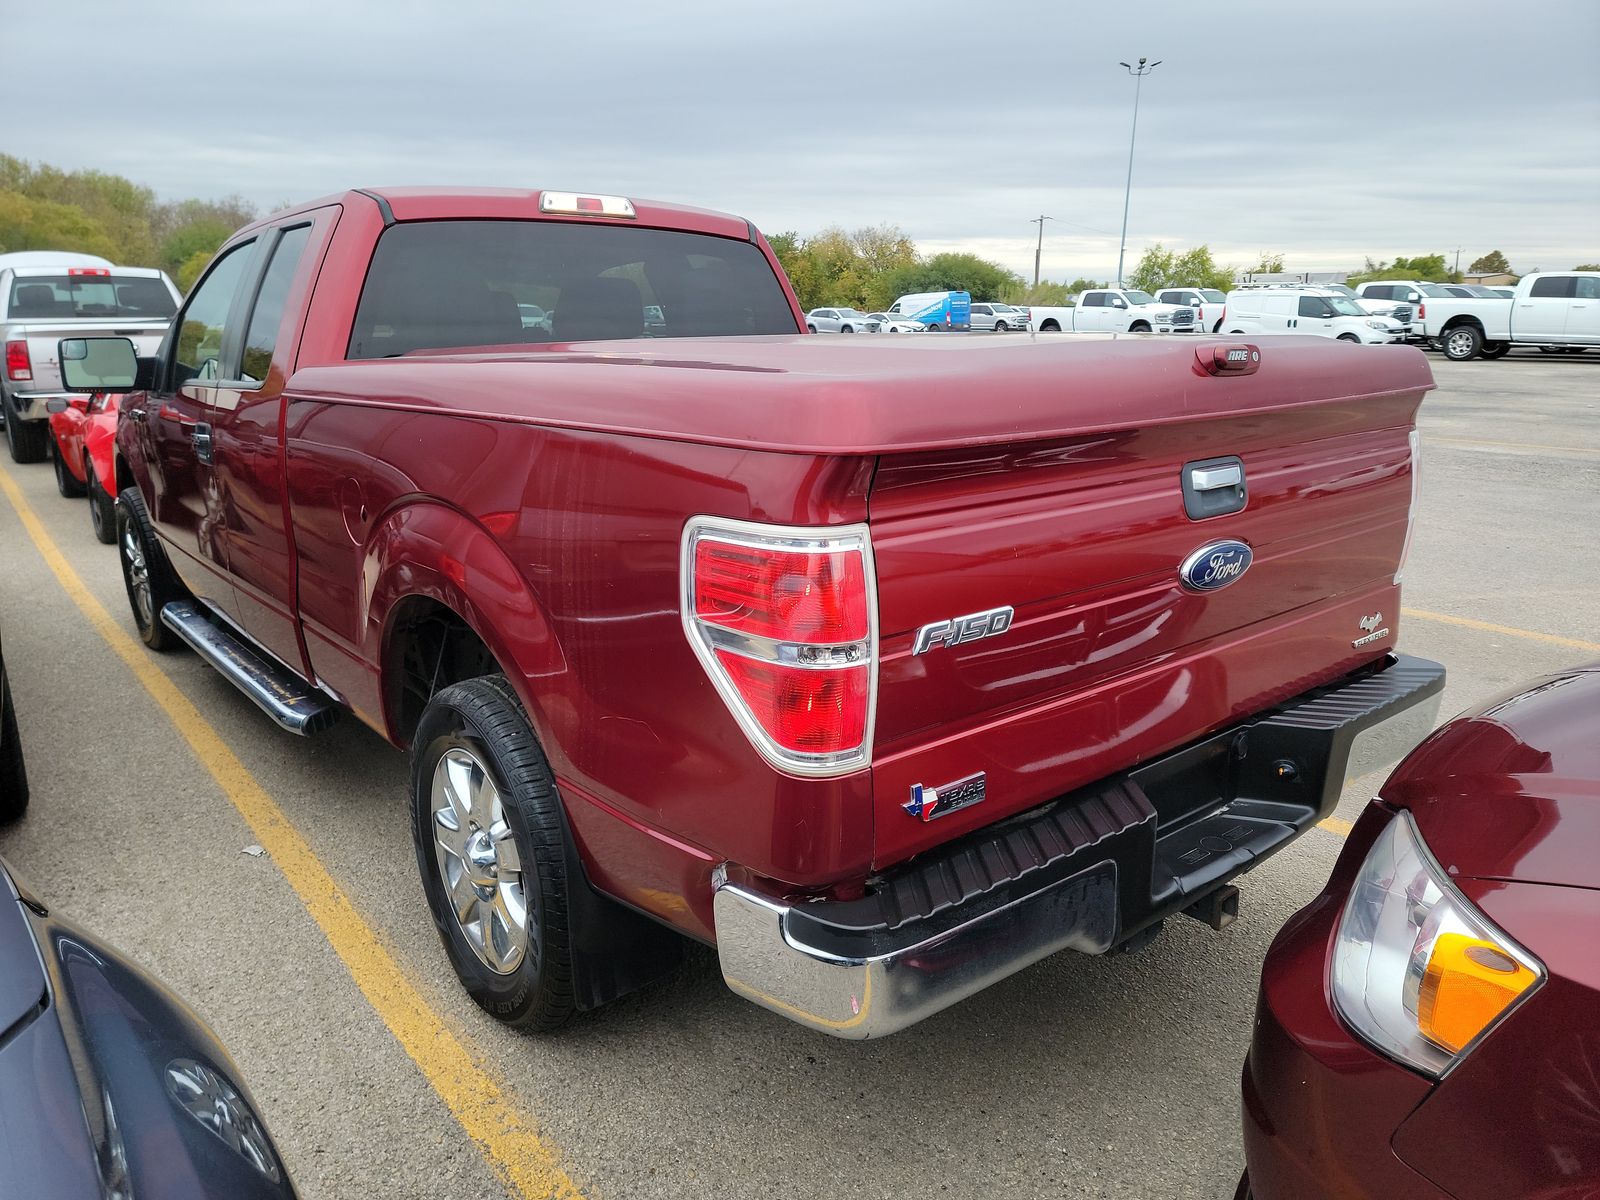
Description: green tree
xmin=1248 ymin=253 xmax=1286 ymax=275
xmin=1574 ymin=263 xmax=1600 ymax=272
xmin=0 ymin=189 xmax=119 ymax=258
xmin=1127 ymin=244 xmax=1235 ymax=293
xmin=1468 ymin=250 xmax=1512 ymax=275
xmin=175 ymin=248 xmax=213 ymax=293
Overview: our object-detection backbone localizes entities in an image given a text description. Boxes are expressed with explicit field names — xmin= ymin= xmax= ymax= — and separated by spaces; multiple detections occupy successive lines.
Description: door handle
xmin=1190 ymin=463 xmax=1243 ymax=491
xmin=192 ymin=422 xmax=214 ymax=465
xmin=158 ymin=404 xmax=196 ymax=426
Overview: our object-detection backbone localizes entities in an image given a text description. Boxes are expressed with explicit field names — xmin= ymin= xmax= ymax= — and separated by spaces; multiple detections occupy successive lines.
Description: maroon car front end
xmin=1243 ymin=665 xmax=1600 ymax=1198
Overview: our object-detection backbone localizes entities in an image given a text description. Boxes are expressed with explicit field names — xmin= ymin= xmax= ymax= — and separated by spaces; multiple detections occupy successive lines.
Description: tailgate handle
xmin=1182 ymin=456 xmax=1247 ymax=520
xmin=1190 ymin=464 xmax=1242 ymax=491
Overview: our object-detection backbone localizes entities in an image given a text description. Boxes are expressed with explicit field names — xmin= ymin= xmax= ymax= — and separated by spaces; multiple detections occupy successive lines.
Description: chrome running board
xmin=159 ymin=601 xmax=339 ymax=736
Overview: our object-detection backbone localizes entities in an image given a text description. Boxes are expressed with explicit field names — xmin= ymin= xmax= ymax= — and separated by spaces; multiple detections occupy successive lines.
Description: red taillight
xmin=684 ymin=519 xmax=875 ymax=774
xmin=67 ymin=267 xmax=110 ymax=276
xmin=1418 ymin=302 xmax=1426 ymax=320
xmin=694 ymin=542 xmax=867 ymax=643
xmin=4 ymin=340 xmax=31 ymax=382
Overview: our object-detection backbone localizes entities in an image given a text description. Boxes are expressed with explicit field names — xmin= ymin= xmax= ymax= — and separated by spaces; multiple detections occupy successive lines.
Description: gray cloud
xmin=7 ymin=0 xmax=1597 ymax=280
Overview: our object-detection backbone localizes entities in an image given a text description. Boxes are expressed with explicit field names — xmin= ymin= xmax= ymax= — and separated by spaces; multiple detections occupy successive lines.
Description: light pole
xmin=1030 ymin=215 xmax=1053 ymax=289
xmin=1115 ymin=56 xmax=1161 ymax=287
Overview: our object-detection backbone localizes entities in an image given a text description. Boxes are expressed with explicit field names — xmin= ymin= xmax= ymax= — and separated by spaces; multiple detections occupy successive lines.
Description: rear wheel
xmin=1480 ymin=341 xmax=1512 ymax=360
xmin=411 ymin=675 xmax=577 ymax=1030
xmin=926 ymin=322 xmax=943 ymax=332
xmin=86 ymin=462 xmax=116 ymax=544
xmin=1040 ymin=320 xmax=1060 ymax=332
xmin=1441 ymin=324 xmax=1483 ymax=362
xmin=2 ymin=391 xmax=48 ymax=464
xmin=116 ymin=487 xmax=185 ymax=650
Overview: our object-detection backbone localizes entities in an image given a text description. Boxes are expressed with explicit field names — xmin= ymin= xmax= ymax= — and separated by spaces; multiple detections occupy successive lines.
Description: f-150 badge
xmin=905 ymin=773 xmax=987 ymax=822
xmin=912 ymin=606 xmax=1014 ymax=655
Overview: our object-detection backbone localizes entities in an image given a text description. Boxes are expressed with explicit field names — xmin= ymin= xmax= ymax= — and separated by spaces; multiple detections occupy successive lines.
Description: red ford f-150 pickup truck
xmin=58 ymin=187 xmax=1445 ymax=1038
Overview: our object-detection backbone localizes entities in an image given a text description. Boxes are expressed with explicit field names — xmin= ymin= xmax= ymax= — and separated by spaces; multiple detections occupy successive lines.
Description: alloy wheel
xmin=430 ymin=746 xmax=529 ymax=974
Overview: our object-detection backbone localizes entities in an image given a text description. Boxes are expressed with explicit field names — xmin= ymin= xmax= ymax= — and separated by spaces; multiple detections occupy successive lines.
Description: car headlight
xmin=1365 ymin=319 xmax=1389 ymax=330
xmin=1332 ymin=810 xmax=1543 ymax=1076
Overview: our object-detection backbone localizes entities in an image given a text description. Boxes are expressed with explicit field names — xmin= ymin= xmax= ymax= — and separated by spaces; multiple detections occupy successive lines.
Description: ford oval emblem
xmin=1180 ymin=540 xmax=1253 ymax=592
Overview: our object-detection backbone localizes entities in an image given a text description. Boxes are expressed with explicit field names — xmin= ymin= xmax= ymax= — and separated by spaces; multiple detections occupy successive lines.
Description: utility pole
xmin=1453 ymin=246 xmax=1463 ymax=278
xmin=1030 ymin=215 xmax=1053 ymax=289
xmin=1116 ymin=56 xmax=1162 ymax=287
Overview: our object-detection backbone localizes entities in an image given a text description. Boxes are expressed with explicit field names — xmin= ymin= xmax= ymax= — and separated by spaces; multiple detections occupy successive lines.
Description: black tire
xmin=411 ymin=675 xmax=576 ymax=1030
xmin=116 ymin=487 xmax=185 ymax=650
xmin=806 ymin=324 xmax=816 ymax=333
xmin=0 ymin=666 xmax=28 ymax=825
xmin=1481 ymin=341 xmax=1512 ymax=360
xmin=1040 ymin=320 xmax=1060 ymax=332
xmin=841 ymin=325 xmax=854 ymax=334
xmin=994 ymin=321 xmax=1009 ymax=332
xmin=1130 ymin=321 xmax=1151 ymax=333
xmin=1441 ymin=323 xmax=1483 ymax=362
xmin=1213 ymin=319 xmax=1224 ymax=333
xmin=53 ymin=442 xmax=86 ymax=498
xmin=87 ymin=462 xmax=116 ymax=544
xmin=2 ymin=390 xmax=48 ymax=464
xmin=1337 ymin=333 xmax=1362 ymax=343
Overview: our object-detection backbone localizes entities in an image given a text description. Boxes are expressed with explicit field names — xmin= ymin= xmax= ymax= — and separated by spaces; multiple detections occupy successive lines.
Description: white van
xmin=1219 ymin=288 xmax=1404 ymax=344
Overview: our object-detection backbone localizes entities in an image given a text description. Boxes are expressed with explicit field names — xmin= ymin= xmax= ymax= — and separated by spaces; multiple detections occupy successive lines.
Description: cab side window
xmin=172 ymin=242 xmax=254 ymax=387
xmin=1529 ymin=276 xmax=1573 ymax=298
xmin=239 ymin=225 xmax=312 ymax=386
xmin=1576 ymin=277 xmax=1600 ymax=300
xmin=1083 ymin=293 xmax=1105 ymax=308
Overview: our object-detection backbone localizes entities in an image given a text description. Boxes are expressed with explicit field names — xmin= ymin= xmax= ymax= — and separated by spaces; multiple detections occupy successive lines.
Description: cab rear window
xmin=8 ymin=275 xmax=177 ymax=319
xmin=347 ymin=219 xmax=798 ymax=358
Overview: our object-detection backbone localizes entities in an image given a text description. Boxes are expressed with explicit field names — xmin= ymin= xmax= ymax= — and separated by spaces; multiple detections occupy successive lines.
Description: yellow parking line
xmin=1402 ymin=607 xmax=1600 ymax=654
xmin=0 ymin=466 xmax=584 ymax=1200
xmin=1316 ymin=816 xmax=1354 ymax=837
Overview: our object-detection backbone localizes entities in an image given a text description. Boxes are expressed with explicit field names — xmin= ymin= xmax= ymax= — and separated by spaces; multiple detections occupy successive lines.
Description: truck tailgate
xmin=867 ymin=339 xmax=1429 ymax=869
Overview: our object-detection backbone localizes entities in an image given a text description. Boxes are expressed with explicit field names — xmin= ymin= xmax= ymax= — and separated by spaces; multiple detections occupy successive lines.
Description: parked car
xmin=64 ymin=186 xmax=1443 ymax=1040
xmin=969 ymin=302 xmax=1027 ymax=332
xmin=1488 ymin=286 xmax=1516 ymax=299
xmin=46 ymin=391 xmax=122 ymax=542
xmin=865 ymin=312 xmax=925 ymax=333
xmin=1 ymin=259 xmax=180 ymax=463
xmin=1029 ymin=288 xmax=1199 ymax=334
xmin=1241 ymin=663 xmax=1600 ymax=1200
xmin=886 ymin=290 xmax=972 ymax=331
xmin=806 ymin=307 xmax=873 ymax=333
xmin=1311 ymin=283 xmax=1416 ymax=332
xmin=0 ymin=853 xmax=299 ymax=1197
xmin=0 ymin=625 xmax=26 ymax=823
xmin=1220 ymin=288 xmax=1406 ymax=344
xmin=1420 ymin=271 xmax=1600 ymax=360
xmin=1155 ymin=287 xmax=1228 ymax=333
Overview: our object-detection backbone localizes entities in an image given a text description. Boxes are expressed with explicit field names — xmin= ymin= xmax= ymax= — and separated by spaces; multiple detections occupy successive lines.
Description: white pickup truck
xmin=1028 ymin=288 xmax=1199 ymax=335
xmin=1423 ymin=271 xmax=1600 ymax=361
xmin=0 ymin=256 xmax=181 ymax=462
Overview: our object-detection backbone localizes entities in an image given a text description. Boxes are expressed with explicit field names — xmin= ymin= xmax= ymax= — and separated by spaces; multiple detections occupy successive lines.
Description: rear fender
xmin=365 ymin=501 xmax=569 ymax=759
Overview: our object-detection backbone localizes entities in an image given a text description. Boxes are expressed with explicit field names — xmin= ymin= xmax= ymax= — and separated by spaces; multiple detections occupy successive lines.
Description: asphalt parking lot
xmin=1 ymin=350 xmax=1596 ymax=1200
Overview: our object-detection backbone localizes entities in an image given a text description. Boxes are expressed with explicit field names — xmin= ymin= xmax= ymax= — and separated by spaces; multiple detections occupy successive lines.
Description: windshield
xmin=1323 ymin=284 xmax=1359 ymax=299
xmin=1419 ymin=284 xmax=1454 ymax=298
xmin=837 ymin=308 xmax=865 ymax=317
xmin=1123 ymin=290 xmax=1156 ymax=306
xmin=1463 ymin=285 xmax=1505 ymax=298
xmin=1327 ymin=296 xmax=1366 ymax=316
xmin=1196 ymin=289 xmax=1225 ymax=303
xmin=349 ymin=219 xmax=800 ymax=356
xmin=8 ymin=274 xmax=176 ymax=320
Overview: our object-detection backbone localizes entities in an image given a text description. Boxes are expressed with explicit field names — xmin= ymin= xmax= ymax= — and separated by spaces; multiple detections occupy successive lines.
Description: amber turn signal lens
xmin=1417 ymin=932 xmax=1538 ymax=1054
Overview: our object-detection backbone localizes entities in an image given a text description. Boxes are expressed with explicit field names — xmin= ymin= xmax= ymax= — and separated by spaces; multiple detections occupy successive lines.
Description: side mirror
xmin=1407 ymin=293 xmax=1421 ymax=304
xmin=59 ymin=337 xmax=139 ymax=391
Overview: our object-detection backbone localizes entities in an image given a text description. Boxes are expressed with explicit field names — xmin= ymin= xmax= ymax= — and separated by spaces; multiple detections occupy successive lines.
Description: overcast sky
xmin=7 ymin=1 xmax=1597 ymax=281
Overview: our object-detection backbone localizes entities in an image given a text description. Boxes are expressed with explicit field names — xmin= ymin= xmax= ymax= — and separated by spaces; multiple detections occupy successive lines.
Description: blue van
xmin=889 ymin=290 xmax=972 ymax=332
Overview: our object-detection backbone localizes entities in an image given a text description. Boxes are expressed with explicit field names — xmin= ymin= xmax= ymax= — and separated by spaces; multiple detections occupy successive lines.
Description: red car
xmin=46 ymin=391 xmax=121 ymax=541
xmin=1242 ymin=664 xmax=1600 ymax=1199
